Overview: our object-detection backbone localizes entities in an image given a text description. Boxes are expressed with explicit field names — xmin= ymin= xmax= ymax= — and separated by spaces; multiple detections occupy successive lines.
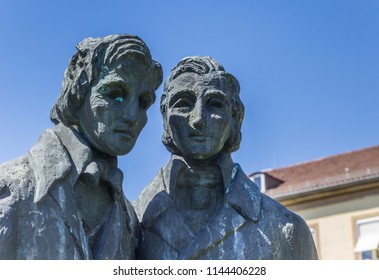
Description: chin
xmin=186 ymin=152 xmax=214 ymax=161
xmin=114 ymin=139 xmax=137 ymax=155
xmin=116 ymin=146 xmax=134 ymax=156
xmin=96 ymin=144 xmax=133 ymax=157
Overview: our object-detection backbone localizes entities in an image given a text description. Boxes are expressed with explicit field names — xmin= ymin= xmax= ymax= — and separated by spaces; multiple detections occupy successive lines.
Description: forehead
xmin=96 ymin=56 xmax=150 ymax=83
xmin=107 ymin=55 xmax=148 ymax=72
xmin=168 ymin=72 xmax=229 ymax=93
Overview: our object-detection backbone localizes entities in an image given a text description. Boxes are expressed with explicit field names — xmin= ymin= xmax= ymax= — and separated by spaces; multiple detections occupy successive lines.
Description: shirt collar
xmin=162 ymin=152 xmax=234 ymax=194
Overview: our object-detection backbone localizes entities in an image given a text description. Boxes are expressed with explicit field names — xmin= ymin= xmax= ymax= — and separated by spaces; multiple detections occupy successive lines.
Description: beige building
xmin=250 ymin=145 xmax=379 ymax=260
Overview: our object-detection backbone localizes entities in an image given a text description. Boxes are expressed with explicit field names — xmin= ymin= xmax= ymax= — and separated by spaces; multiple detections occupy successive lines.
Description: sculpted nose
xmin=123 ymin=97 xmax=139 ymax=125
xmin=190 ymin=101 xmax=206 ymax=129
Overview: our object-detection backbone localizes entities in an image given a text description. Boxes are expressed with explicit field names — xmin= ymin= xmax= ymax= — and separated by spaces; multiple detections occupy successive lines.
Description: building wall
xmin=284 ymin=187 xmax=379 ymax=259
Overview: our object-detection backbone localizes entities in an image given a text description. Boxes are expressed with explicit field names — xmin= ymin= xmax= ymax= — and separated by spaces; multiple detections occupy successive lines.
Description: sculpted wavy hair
xmin=161 ymin=56 xmax=245 ymax=154
xmin=51 ymin=34 xmax=163 ymax=126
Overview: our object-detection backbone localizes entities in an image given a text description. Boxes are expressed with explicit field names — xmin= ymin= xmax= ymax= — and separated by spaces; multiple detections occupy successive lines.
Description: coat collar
xmin=28 ymin=125 xmax=73 ymax=203
xmin=55 ymin=124 xmax=122 ymax=193
xmin=53 ymin=123 xmax=94 ymax=177
xmin=29 ymin=123 xmax=120 ymax=203
xmin=225 ymin=163 xmax=262 ymax=222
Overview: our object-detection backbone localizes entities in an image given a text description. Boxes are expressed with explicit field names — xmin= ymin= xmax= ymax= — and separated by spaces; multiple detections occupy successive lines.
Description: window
xmin=252 ymin=175 xmax=262 ymax=190
xmin=362 ymin=250 xmax=373 ymax=260
xmin=354 ymin=216 xmax=379 ymax=260
xmin=250 ymin=172 xmax=283 ymax=193
xmin=250 ymin=173 xmax=266 ymax=192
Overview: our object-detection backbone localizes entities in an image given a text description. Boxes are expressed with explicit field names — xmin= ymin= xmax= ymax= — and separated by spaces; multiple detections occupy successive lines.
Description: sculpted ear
xmin=161 ymin=106 xmax=173 ymax=148
xmin=152 ymin=61 xmax=163 ymax=90
xmin=66 ymin=69 xmax=90 ymax=125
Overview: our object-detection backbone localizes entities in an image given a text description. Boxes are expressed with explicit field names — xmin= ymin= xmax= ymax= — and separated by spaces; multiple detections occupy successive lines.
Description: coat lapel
xmin=178 ymin=204 xmax=247 ymax=259
xmin=142 ymin=174 xmax=194 ymax=254
xmin=92 ymin=201 xmax=123 ymax=259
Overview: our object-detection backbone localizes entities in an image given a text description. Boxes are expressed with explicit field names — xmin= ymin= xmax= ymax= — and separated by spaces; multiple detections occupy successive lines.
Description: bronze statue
xmin=135 ymin=56 xmax=318 ymax=259
xmin=0 ymin=34 xmax=162 ymax=259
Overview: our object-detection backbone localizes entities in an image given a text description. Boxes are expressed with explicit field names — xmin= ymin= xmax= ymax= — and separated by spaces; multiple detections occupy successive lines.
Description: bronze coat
xmin=136 ymin=158 xmax=318 ymax=260
xmin=0 ymin=124 xmax=139 ymax=259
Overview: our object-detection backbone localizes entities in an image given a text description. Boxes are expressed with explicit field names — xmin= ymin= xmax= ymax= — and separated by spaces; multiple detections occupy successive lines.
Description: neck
xmin=163 ymin=152 xmax=234 ymax=234
xmin=167 ymin=153 xmax=233 ymax=212
xmin=167 ymin=152 xmax=233 ymax=191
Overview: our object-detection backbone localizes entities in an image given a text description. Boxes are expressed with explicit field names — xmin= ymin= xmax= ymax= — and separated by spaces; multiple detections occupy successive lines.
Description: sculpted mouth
xmin=189 ymin=133 xmax=210 ymax=141
xmin=114 ymin=128 xmax=136 ymax=140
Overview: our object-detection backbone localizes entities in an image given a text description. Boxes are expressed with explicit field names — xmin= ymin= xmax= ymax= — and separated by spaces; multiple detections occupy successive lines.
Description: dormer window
xmin=251 ymin=173 xmax=266 ymax=192
xmin=250 ymin=171 xmax=283 ymax=193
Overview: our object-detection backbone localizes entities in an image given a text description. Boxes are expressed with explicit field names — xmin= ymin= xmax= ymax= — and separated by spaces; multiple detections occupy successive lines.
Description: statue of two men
xmin=0 ymin=34 xmax=318 ymax=260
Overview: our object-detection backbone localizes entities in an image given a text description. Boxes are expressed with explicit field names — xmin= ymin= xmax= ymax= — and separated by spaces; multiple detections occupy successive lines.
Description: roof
xmin=253 ymin=145 xmax=379 ymax=200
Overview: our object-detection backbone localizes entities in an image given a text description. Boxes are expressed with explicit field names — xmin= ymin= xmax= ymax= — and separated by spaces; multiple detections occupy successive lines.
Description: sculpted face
xmin=77 ymin=57 xmax=155 ymax=156
xmin=166 ymin=72 xmax=233 ymax=160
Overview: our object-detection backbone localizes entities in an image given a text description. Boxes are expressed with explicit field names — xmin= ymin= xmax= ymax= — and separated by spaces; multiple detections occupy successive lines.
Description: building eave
xmin=270 ymin=174 xmax=379 ymax=207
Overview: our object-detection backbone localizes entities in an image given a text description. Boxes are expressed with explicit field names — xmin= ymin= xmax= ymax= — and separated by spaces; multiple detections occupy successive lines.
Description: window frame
xmin=352 ymin=212 xmax=379 ymax=260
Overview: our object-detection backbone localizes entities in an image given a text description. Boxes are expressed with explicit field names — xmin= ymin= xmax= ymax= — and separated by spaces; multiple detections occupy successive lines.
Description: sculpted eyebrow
xmin=204 ymin=90 xmax=227 ymax=98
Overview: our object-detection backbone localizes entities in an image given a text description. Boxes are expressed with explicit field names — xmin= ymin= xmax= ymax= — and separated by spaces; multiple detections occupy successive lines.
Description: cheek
xmin=212 ymin=115 xmax=233 ymax=138
xmin=168 ymin=114 xmax=187 ymax=135
xmin=89 ymin=94 xmax=110 ymax=116
xmin=88 ymin=97 xmax=112 ymax=134
xmin=91 ymin=99 xmax=110 ymax=116
xmin=96 ymin=122 xmax=107 ymax=135
xmin=137 ymin=111 xmax=148 ymax=132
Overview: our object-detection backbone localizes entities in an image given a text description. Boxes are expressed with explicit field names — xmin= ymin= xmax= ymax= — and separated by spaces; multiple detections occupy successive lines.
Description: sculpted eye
xmin=169 ymin=91 xmax=195 ymax=109
xmin=172 ymin=98 xmax=192 ymax=108
xmin=207 ymin=98 xmax=225 ymax=109
xmin=99 ymin=84 xmax=128 ymax=103
xmin=107 ymin=89 xmax=126 ymax=103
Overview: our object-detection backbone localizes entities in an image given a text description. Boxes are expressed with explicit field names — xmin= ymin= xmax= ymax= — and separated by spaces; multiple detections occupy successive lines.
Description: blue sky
xmin=0 ymin=0 xmax=378 ymax=200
